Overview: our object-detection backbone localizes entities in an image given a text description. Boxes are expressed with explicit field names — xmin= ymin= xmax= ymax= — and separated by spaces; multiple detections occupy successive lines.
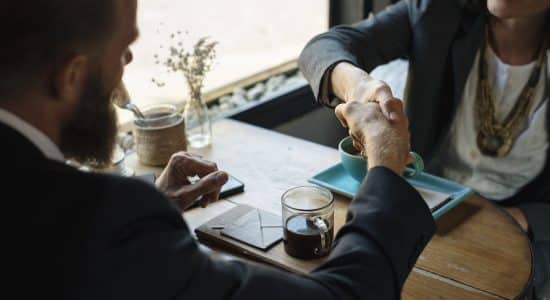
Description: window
xmin=120 ymin=0 xmax=329 ymax=124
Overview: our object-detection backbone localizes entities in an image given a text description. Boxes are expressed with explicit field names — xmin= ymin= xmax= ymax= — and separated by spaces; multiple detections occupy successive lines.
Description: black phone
xmin=188 ymin=174 xmax=244 ymax=209
xmin=219 ymin=174 xmax=245 ymax=199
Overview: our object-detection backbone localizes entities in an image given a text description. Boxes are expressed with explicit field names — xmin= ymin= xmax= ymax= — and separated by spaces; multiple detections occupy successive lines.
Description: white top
xmin=441 ymin=47 xmax=549 ymax=200
xmin=0 ymin=108 xmax=64 ymax=162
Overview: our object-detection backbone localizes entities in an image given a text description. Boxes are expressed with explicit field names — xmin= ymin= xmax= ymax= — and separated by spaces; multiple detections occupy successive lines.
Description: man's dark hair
xmin=0 ymin=1 xmax=115 ymax=99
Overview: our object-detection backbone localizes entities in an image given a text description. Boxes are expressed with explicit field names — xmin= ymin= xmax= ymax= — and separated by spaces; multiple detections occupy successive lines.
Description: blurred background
xmin=119 ymin=0 xmax=401 ymax=149
xmin=121 ymin=0 xmax=329 ymax=123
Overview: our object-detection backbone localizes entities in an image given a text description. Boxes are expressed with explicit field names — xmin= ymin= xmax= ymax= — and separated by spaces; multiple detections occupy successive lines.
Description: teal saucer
xmin=308 ymin=163 xmax=474 ymax=219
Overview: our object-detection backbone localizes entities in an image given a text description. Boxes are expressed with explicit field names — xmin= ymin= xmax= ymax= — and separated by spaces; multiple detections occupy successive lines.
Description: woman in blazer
xmin=299 ymin=0 xmax=549 ymax=297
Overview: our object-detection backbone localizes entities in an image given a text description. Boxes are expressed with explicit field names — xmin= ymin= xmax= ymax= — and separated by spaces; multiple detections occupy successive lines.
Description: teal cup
xmin=338 ymin=136 xmax=424 ymax=182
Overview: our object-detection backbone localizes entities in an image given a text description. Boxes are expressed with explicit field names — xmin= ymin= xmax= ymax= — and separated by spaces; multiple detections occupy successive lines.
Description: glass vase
xmin=183 ymin=93 xmax=212 ymax=148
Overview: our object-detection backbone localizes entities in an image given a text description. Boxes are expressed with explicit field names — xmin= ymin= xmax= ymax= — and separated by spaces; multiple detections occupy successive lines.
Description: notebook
xmin=195 ymin=205 xmax=283 ymax=252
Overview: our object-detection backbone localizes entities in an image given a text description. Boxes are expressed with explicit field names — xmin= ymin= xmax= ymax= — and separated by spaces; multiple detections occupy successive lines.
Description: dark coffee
xmin=347 ymin=147 xmax=361 ymax=156
xmin=343 ymin=142 xmax=361 ymax=156
xmin=284 ymin=215 xmax=333 ymax=259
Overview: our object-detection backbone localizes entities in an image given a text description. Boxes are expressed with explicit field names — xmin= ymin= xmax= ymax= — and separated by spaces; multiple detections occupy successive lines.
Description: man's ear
xmin=52 ymin=55 xmax=89 ymax=105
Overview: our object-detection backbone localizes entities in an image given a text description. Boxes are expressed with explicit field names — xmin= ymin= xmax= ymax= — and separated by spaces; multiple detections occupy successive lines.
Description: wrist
xmin=367 ymin=157 xmax=404 ymax=176
xmin=331 ymin=62 xmax=373 ymax=102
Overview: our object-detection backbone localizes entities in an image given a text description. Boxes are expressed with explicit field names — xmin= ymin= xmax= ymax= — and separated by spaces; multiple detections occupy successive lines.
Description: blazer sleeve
xmin=298 ymin=0 xmax=416 ymax=104
xmin=510 ymin=172 xmax=549 ymax=243
xmin=83 ymin=167 xmax=435 ymax=300
xmin=518 ymin=202 xmax=550 ymax=243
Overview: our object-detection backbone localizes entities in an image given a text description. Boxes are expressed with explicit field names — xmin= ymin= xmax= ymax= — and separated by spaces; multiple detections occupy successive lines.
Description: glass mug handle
xmin=403 ymin=151 xmax=425 ymax=178
xmin=312 ymin=216 xmax=331 ymax=255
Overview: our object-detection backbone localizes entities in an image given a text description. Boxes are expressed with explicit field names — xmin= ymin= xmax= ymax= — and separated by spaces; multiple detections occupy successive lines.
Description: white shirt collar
xmin=0 ymin=108 xmax=65 ymax=162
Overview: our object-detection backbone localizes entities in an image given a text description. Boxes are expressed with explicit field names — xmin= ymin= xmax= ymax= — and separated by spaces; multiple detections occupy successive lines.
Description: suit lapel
xmin=451 ymin=13 xmax=486 ymax=108
xmin=406 ymin=1 xmax=464 ymax=156
xmin=546 ymin=64 xmax=550 ymax=141
xmin=0 ymin=122 xmax=46 ymax=165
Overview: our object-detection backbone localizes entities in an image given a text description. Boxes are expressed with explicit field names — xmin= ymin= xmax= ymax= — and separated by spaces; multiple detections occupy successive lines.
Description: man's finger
xmin=198 ymin=193 xmax=217 ymax=208
xmin=176 ymin=171 xmax=228 ymax=207
xmin=334 ymin=104 xmax=349 ymax=128
xmin=199 ymin=171 xmax=229 ymax=207
xmin=368 ymin=81 xmax=398 ymax=121
xmin=352 ymin=138 xmax=364 ymax=156
xmin=170 ymin=152 xmax=219 ymax=178
xmin=380 ymin=98 xmax=404 ymax=122
xmin=406 ymin=152 xmax=413 ymax=165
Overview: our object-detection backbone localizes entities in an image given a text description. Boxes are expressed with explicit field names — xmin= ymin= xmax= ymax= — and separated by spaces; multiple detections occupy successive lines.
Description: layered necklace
xmin=476 ymin=28 xmax=547 ymax=157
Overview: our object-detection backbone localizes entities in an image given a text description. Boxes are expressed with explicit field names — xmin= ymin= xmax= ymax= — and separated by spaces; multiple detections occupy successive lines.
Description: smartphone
xmin=188 ymin=174 xmax=244 ymax=209
xmin=219 ymin=174 xmax=245 ymax=199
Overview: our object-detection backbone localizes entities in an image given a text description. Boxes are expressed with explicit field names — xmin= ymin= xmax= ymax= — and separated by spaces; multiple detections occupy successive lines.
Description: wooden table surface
xmin=126 ymin=119 xmax=532 ymax=300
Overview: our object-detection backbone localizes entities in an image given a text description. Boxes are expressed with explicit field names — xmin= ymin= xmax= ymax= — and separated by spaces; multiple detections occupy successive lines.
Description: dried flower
xmin=153 ymin=31 xmax=218 ymax=103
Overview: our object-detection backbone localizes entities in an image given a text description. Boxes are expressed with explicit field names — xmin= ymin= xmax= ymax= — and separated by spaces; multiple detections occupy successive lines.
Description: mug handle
xmin=312 ymin=216 xmax=331 ymax=255
xmin=403 ymin=151 xmax=424 ymax=178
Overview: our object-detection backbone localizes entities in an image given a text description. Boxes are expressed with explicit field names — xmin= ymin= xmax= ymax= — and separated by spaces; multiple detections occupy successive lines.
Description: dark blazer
xmin=299 ymin=0 xmax=549 ymax=249
xmin=2 ymin=122 xmax=435 ymax=299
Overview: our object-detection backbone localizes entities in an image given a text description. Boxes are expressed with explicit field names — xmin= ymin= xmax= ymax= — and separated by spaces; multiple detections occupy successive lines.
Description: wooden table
xmin=127 ymin=119 xmax=532 ymax=300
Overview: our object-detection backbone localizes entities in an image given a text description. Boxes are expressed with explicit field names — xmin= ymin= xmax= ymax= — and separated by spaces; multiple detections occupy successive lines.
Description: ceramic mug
xmin=338 ymin=136 xmax=424 ymax=182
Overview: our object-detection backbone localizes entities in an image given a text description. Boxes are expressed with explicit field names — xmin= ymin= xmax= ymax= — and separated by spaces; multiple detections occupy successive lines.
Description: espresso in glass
xmin=282 ymin=186 xmax=334 ymax=259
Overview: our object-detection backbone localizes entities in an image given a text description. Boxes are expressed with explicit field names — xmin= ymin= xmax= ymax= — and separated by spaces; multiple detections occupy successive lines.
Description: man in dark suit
xmin=299 ymin=0 xmax=549 ymax=297
xmin=1 ymin=0 xmax=435 ymax=299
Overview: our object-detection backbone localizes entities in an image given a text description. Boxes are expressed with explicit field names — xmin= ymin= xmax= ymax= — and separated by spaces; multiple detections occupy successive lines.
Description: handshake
xmin=154 ymin=89 xmax=412 ymax=212
xmin=334 ymin=96 xmax=412 ymax=177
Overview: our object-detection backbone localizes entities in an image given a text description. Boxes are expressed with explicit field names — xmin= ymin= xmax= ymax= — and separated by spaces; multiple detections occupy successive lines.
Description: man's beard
xmin=59 ymin=70 xmax=118 ymax=168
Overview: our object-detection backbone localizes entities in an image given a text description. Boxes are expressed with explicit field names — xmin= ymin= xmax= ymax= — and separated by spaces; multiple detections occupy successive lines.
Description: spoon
xmin=122 ymin=102 xmax=146 ymax=120
xmin=111 ymin=82 xmax=146 ymax=120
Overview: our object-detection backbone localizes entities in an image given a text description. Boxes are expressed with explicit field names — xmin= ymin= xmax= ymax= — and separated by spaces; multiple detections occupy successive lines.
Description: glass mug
xmin=281 ymin=186 xmax=334 ymax=259
xmin=134 ymin=104 xmax=187 ymax=166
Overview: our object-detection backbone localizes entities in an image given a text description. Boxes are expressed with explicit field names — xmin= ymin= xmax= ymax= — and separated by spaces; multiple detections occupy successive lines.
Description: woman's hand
xmin=331 ymin=62 xmax=405 ymax=122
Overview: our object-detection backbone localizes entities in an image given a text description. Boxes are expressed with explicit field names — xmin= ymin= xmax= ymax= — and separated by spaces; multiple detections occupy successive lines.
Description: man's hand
xmin=335 ymin=100 xmax=411 ymax=175
xmin=504 ymin=207 xmax=529 ymax=232
xmin=331 ymin=62 xmax=404 ymax=122
xmin=155 ymin=152 xmax=229 ymax=211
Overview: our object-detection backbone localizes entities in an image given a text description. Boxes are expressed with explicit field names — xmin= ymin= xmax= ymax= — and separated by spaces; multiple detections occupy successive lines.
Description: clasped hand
xmin=335 ymin=98 xmax=412 ymax=176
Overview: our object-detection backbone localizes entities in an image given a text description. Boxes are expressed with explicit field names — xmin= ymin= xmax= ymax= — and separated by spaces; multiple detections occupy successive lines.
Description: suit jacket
xmin=298 ymin=0 xmax=549 ymax=245
xmin=2 ymin=122 xmax=435 ymax=299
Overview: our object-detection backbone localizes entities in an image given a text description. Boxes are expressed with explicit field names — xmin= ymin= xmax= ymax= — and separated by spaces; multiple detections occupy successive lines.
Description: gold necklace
xmin=476 ymin=33 xmax=547 ymax=157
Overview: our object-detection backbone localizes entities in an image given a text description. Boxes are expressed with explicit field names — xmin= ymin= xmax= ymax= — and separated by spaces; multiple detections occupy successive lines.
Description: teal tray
xmin=308 ymin=163 xmax=474 ymax=219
